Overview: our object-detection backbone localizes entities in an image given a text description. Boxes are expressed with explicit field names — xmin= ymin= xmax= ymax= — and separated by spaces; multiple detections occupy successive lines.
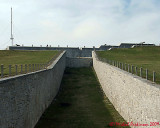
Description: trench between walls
xmin=0 ymin=51 xmax=95 ymax=128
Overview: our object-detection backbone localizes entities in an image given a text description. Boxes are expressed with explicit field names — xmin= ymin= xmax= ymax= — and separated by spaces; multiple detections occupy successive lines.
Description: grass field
xmin=35 ymin=68 xmax=129 ymax=128
xmin=0 ymin=50 xmax=60 ymax=77
xmin=96 ymin=46 xmax=160 ymax=83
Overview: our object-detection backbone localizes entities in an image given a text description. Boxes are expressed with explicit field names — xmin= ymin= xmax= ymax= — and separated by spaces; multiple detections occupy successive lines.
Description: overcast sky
xmin=0 ymin=0 xmax=160 ymax=49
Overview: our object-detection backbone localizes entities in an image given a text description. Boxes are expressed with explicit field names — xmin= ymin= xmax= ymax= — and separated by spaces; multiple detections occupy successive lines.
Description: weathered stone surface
xmin=0 ymin=51 xmax=66 ymax=128
xmin=66 ymin=57 xmax=93 ymax=68
xmin=92 ymin=51 xmax=160 ymax=128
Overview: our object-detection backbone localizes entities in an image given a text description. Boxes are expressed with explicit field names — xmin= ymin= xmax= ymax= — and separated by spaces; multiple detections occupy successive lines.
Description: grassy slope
xmin=0 ymin=50 xmax=59 ymax=64
xmin=35 ymin=68 xmax=129 ymax=128
xmin=0 ymin=50 xmax=60 ymax=76
xmin=96 ymin=46 xmax=160 ymax=82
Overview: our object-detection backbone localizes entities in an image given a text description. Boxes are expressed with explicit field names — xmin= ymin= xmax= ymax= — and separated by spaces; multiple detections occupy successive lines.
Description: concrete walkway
xmin=35 ymin=68 xmax=129 ymax=128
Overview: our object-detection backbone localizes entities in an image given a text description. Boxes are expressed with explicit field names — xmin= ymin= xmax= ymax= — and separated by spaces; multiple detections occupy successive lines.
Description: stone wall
xmin=66 ymin=57 xmax=93 ymax=68
xmin=92 ymin=51 xmax=160 ymax=127
xmin=0 ymin=51 xmax=66 ymax=128
xmin=9 ymin=46 xmax=93 ymax=58
xmin=81 ymin=48 xmax=93 ymax=57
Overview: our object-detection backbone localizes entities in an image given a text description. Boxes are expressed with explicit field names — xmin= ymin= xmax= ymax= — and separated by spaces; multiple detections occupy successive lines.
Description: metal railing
xmin=0 ymin=63 xmax=48 ymax=78
xmin=0 ymin=51 xmax=62 ymax=79
xmin=98 ymin=57 xmax=157 ymax=83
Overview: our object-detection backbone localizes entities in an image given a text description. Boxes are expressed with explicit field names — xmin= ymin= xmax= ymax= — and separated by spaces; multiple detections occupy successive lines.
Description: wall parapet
xmin=92 ymin=51 xmax=160 ymax=128
xmin=8 ymin=46 xmax=93 ymax=57
xmin=0 ymin=51 xmax=66 ymax=128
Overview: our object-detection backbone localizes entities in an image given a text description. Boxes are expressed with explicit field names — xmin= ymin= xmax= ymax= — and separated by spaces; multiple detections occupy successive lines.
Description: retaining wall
xmin=92 ymin=51 xmax=160 ymax=127
xmin=66 ymin=57 xmax=93 ymax=68
xmin=0 ymin=51 xmax=66 ymax=128
xmin=9 ymin=46 xmax=93 ymax=58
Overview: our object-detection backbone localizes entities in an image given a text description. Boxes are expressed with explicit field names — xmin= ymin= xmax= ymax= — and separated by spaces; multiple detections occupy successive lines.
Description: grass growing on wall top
xmin=96 ymin=46 xmax=160 ymax=83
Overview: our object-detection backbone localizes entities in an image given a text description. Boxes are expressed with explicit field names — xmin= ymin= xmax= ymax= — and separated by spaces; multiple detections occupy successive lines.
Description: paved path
xmin=35 ymin=68 xmax=129 ymax=128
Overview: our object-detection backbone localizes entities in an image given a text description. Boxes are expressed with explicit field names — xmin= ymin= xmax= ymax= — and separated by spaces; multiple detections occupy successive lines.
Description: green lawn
xmin=35 ymin=68 xmax=129 ymax=128
xmin=96 ymin=46 xmax=160 ymax=83
xmin=0 ymin=50 xmax=60 ymax=77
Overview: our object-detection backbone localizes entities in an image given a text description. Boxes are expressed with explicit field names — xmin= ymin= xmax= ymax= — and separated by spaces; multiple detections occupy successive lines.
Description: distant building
xmin=99 ymin=44 xmax=118 ymax=50
xmin=8 ymin=42 xmax=156 ymax=56
xmin=119 ymin=43 xmax=137 ymax=48
xmin=119 ymin=42 xmax=155 ymax=48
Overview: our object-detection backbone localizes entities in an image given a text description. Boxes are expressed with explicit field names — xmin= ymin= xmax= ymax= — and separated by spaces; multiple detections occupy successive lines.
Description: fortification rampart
xmin=0 ymin=50 xmax=93 ymax=128
xmin=0 ymin=51 xmax=66 ymax=128
xmin=9 ymin=46 xmax=93 ymax=57
xmin=2 ymin=48 xmax=160 ymax=128
xmin=93 ymin=51 xmax=160 ymax=127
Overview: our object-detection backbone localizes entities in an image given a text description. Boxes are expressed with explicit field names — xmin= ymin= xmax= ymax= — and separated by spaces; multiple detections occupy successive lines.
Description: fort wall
xmin=66 ymin=57 xmax=93 ymax=68
xmin=0 ymin=51 xmax=66 ymax=128
xmin=93 ymin=51 xmax=160 ymax=127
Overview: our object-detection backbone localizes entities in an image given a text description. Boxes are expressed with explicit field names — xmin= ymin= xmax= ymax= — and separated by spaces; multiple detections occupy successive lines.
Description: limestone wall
xmin=93 ymin=51 xmax=160 ymax=127
xmin=66 ymin=57 xmax=93 ymax=68
xmin=0 ymin=51 xmax=66 ymax=128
